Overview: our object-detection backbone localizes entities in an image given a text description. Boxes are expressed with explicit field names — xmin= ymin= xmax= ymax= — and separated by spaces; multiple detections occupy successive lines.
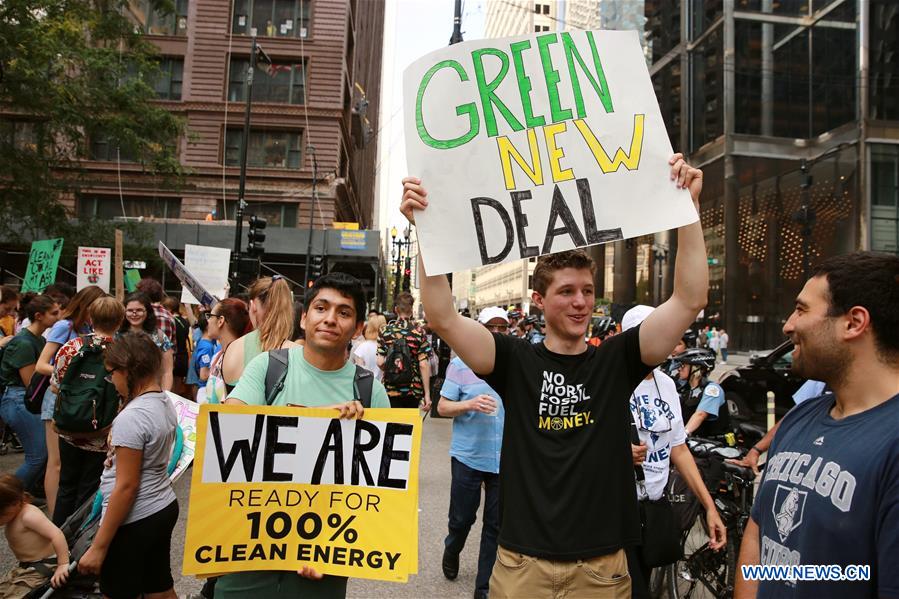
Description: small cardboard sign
xmin=76 ymin=247 xmax=111 ymax=292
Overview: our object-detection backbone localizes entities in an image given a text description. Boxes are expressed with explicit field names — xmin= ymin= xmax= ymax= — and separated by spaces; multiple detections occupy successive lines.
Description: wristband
xmin=749 ymin=445 xmax=762 ymax=455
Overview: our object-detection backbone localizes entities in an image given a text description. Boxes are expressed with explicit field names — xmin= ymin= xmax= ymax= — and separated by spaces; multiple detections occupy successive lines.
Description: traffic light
xmin=310 ymin=255 xmax=323 ymax=279
xmin=402 ymin=257 xmax=411 ymax=291
xmin=247 ymin=215 xmax=267 ymax=257
xmin=237 ymin=256 xmax=260 ymax=278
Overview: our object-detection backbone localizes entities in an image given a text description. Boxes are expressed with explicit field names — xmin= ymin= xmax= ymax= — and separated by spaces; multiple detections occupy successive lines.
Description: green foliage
xmin=0 ymin=0 xmax=185 ymax=244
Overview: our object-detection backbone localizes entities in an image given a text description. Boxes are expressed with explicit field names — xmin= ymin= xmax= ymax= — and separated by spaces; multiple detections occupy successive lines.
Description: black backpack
xmin=263 ymin=348 xmax=373 ymax=407
xmin=171 ymin=316 xmax=190 ymax=378
xmin=383 ymin=336 xmax=416 ymax=386
xmin=53 ymin=337 xmax=120 ymax=437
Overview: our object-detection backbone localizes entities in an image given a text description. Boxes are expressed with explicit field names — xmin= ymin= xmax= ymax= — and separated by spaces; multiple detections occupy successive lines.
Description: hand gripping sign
xmin=403 ymin=29 xmax=697 ymax=275
xmin=182 ymin=405 xmax=422 ymax=582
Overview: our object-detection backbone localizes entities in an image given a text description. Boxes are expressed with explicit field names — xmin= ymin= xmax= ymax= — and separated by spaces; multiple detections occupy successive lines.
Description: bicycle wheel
xmin=648 ymin=566 xmax=669 ymax=598
xmin=667 ymin=516 xmax=731 ymax=599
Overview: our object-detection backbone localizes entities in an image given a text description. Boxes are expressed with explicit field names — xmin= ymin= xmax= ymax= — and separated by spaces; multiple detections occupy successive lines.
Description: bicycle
xmin=656 ymin=436 xmax=757 ymax=599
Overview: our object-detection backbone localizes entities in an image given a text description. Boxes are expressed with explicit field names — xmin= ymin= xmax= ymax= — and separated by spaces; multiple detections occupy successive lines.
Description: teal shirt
xmin=229 ymin=346 xmax=390 ymax=408
xmin=218 ymin=346 xmax=389 ymax=598
xmin=0 ymin=329 xmax=44 ymax=387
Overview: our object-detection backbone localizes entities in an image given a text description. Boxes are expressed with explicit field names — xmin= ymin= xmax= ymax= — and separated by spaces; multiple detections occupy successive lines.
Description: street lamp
xmin=231 ymin=35 xmax=271 ymax=285
xmin=390 ymin=226 xmax=412 ymax=297
xmin=652 ymin=243 xmax=668 ymax=306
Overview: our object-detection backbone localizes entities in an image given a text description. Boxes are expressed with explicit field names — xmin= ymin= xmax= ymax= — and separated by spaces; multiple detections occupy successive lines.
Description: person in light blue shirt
xmin=185 ymin=313 xmax=217 ymax=400
xmin=791 ymin=378 xmax=827 ymax=405
xmin=731 ymin=379 xmax=832 ymax=474
xmin=436 ymin=306 xmax=506 ymax=599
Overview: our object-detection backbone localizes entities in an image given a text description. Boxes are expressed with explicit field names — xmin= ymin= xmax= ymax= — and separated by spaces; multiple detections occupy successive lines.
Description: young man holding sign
xmin=218 ymin=272 xmax=391 ymax=599
xmin=400 ymin=154 xmax=710 ymax=597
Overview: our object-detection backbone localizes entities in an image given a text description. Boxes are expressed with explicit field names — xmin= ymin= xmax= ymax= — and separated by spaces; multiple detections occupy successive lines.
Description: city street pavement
xmin=0 ymin=354 xmax=749 ymax=598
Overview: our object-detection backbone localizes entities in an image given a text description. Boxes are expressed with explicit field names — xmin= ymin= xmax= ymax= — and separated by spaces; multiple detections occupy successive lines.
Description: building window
xmin=871 ymin=1 xmax=899 ymax=120
xmin=0 ymin=121 xmax=41 ymax=153
xmin=646 ymin=0 xmax=681 ymax=64
xmin=871 ymin=144 xmax=899 ymax=254
xmin=543 ymin=3 xmax=549 ymax=14
xmin=534 ymin=25 xmax=550 ymax=32
xmin=224 ymin=128 xmax=303 ymax=169
xmin=216 ymin=200 xmax=298 ymax=227
xmin=228 ymin=58 xmax=306 ymax=104
xmin=128 ymin=0 xmax=188 ymax=36
xmin=77 ymin=195 xmax=181 ymax=220
xmin=89 ymin=133 xmax=137 ymax=162
xmin=689 ymin=0 xmax=722 ymax=40
xmin=154 ymin=58 xmax=184 ymax=100
xmin=689 ymin=27 xmax=723 ymax=151
xmin=232 ymin=0 xmax=312 ymax=38
xmin=652 ymin=61 xmax=681 ymax=150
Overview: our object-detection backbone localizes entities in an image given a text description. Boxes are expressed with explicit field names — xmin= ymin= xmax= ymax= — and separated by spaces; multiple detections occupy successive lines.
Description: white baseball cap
xmin=477 ymin=306 xmax=510 ymax=324
xmin=622 ymin=305 xmax=655 ymax=332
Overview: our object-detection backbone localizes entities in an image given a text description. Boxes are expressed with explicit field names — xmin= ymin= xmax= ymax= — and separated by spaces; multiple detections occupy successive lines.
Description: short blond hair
xmin=363 ymin=318 xmax=380 ymax=340
xmin=89 ymin=296 xmax=125 ymax=332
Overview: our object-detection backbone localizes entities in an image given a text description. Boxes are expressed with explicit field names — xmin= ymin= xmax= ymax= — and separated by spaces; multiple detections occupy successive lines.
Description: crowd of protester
xmin=0 ymin=150 xmax=897 ymax=599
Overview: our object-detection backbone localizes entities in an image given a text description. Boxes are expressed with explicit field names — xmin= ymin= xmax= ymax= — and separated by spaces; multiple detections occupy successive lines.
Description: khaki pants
xmin=0 ymin=564 xmax=50 ymax=599
xmin=489 ymin=545 xmax=631 ymax=598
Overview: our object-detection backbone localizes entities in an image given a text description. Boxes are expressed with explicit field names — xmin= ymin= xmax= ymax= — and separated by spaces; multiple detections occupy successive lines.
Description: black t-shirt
xmin=480 ymin=325 xmax=653 ymax=560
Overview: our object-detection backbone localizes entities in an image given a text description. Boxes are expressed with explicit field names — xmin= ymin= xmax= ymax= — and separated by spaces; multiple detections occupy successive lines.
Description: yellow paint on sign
xmin=182 ymin=405 xmax=421 ymax=582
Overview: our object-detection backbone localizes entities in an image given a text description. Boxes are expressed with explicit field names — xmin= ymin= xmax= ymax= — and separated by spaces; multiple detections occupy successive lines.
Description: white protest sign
xmin=158 ymin=242 xmax=219 ymax=309
xmin=76 ymin=247 xmax=111 ymax=292
xmin=165 ymin=391 xmax=200 ymax=483
xmin=403 ymin=30 xmax=697 ymax=275
xmin=180 ymin=244 xmax=230 ymax=305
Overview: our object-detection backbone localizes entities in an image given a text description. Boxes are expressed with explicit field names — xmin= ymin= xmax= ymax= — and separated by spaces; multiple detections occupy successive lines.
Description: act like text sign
xmin=76 ymin=247 xmax=111 ymax=292
xmin=182 ymin=405 xmax=422 ymax=582
xmin=404 ymin=30 xmax=697 ymax=275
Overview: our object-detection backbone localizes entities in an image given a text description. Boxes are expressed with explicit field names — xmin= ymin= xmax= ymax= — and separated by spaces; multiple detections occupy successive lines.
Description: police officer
xmin=673 ymin=348 xmax=729 ymax=437
xmin=662 ymin=330 xmax=698 ymax=378
xmin=523 ymin=315 xmax=545 ymax=344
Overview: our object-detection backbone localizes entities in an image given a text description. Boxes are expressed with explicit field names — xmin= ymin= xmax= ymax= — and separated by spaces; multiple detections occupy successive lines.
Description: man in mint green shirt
xmin=217 ymin=273 xmax=390 ymax=599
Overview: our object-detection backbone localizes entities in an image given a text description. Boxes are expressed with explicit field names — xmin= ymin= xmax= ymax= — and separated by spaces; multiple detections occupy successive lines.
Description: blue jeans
xmin=445 ymin=457 xmax=500 ymax=594
xmin=0 ymin=386 xmax=47 ymax=491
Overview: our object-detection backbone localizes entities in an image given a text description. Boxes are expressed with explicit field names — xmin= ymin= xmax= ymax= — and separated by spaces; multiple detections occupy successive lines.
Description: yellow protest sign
xmin=182 ymin=404 xmax=422 ymax=582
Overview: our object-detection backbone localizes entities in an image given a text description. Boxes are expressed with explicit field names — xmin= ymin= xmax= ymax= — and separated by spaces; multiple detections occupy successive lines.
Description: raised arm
xmin=639 ymin=154 xmax=709 ymax=366
xmin=400 ymin=177 xmax=495 ymax=375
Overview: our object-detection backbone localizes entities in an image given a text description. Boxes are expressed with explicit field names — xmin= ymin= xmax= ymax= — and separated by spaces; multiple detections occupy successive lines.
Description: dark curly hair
xmin=305 ymin=272 xmax=367 ymax=324
xmin=104 ymin=331 xmax=163 ymax=400
xmin=532 ymin=249 xmax=596 ymax=296
xmin=121 ymin=292 xmax=157 ymax=335
xmin=812 ymin=251 xmax=899 ymax=362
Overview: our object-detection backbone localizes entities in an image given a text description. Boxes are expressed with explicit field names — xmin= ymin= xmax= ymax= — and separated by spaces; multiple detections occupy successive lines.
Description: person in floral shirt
xmin=377 ymin=292 xmax=432 ymax=410
xmin=50 ymin=297 xmax=124 ymax=526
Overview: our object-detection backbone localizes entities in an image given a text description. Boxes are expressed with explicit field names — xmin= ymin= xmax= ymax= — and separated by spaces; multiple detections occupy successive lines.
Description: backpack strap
xmin=353 ymin=366 xmax=374 ymax=409
xmin=264 ymin=348 xmax=290 ymax=406
xmin=265 ymin=350 xmax=373 ymax=408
